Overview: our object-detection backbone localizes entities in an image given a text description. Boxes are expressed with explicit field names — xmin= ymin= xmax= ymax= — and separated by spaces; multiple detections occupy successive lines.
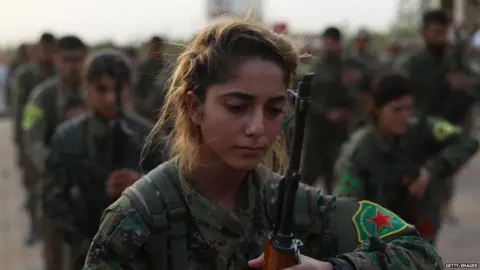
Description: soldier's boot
xmin=23 ymin=171 xmax=42 ymax=246
xmin=25 ymin=222 xmax=41 ymax=246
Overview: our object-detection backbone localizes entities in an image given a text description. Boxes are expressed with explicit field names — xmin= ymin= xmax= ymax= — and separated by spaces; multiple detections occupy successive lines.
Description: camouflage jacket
xmin=22 ymin=76 xmax=83 ymax=174
xmin=84 ymin=162 xmax=443 ymax=270
xmin=11 ymin=63 xmax=56 ymax=149
xmin=132 ymin=58 xmax=170 ymax=120
xmin=42 ymin=112 xmax=160 ymax=258
xmin=394 ymin=49 xmax=480 ymax=123
xmin=348 ymin=50 xmax=380 ymax=72
xmin=6 ymin=57 xmax=28 ymax=106
xmin=334 ymin=115 xmax=478 ymax=220
xmin=304 ymin=56 xmax=370 ymax=157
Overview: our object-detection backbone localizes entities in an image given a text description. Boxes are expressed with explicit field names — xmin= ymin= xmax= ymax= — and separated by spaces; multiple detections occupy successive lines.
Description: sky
xmin=0 ymin=0 xmax=400 ymax=46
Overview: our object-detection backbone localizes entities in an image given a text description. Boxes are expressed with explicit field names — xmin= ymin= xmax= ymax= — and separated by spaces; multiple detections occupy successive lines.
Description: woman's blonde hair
xmin=145 ymin=18 xmax=299 ymax=174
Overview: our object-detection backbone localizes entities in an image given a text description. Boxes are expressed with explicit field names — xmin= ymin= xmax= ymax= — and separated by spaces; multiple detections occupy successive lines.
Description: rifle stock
xmin=263 ymin=238 xmax=298 ymax=269
xmin=263 ymin=73 xmax=313 ymax=270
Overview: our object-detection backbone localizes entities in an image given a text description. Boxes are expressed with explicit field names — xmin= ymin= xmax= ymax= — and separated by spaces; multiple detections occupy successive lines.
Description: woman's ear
xmin=186 ymin=91 xmax=204 ymax=125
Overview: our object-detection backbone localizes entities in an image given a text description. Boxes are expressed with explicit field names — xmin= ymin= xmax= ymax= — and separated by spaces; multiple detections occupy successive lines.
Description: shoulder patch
xmin=22 ymin=104 xmax=44 ymax=130
xmin=432 ymin=120 xmax=459 ymax=141
xmin=336 ymin=172 xmax=361 ymax=195
xmin=352 ymin=201 xmax=408 ymax=243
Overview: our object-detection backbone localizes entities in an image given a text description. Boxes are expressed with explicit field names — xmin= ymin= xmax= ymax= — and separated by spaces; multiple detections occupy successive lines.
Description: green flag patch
xmin=432 ymin=120 xmax=459 ymax=141
xmin=336 ymin=172 xmax=360 ymax=194
xmin=352 ymin=201 xmax=409 ymax=243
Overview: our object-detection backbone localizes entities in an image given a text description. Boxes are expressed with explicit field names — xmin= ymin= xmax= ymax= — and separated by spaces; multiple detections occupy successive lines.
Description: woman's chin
xmin=225 ymin=156 xmax=263 ymax=172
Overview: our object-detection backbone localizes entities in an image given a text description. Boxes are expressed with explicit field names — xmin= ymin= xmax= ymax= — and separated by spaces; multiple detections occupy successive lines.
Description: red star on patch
xmin=344 ymin=181 xmax=351 ymax=188
xmin=370 ymin=210 xmax=392 ymax=232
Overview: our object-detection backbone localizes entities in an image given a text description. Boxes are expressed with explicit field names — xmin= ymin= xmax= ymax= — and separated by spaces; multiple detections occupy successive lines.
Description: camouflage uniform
xmin=6 ymin=56 xmax=29 ymax=110
xmin=22 ymin=76 xmax=84 ymax=270
xmin=301 ymin=56 xmax=368 ymax=191
xmin=395 ymin=49 xmax=480 ymax=224
xmin=334 ymin=114 xmax=478 ymax=243
xmin=11 ymin=63 xmax=55 ymax=241
xmin=84 ymin=162 xmax=443 ymax=269
xmin=395 ymin=50 xmax=480 ymax=126
xmin=349 ymin=29 xmax=380 ymax=72
xmin=42 ymin=112 xmax=160 ymax=270
xmin=132 ymin=58 xmax=169 ymax=120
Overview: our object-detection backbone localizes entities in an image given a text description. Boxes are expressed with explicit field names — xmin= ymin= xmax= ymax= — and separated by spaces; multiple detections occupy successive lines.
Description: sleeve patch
xmin=336 ymin=172 xmax=360 ymax=194
xmin=22 ymin=104 xmax=44 ymax=130
xmin=432 ymin=120 xmax=459 ymax=141
xmin=352 ymin=201 xmax=408 ymax=243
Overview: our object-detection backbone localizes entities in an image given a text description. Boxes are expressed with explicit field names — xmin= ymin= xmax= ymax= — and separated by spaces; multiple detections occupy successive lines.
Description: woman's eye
xmin=226 ymin=104 xmax=247 ymax=113
xmin=267 ymin=107 xmax=284 ymax=116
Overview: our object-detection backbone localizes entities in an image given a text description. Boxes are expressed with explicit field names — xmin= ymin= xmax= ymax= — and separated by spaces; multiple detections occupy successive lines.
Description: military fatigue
xmin=84 ymin=162 xmax=443 ymax=269
xmin=349 ymin=50 xmax=380 ymax=72
xmin=11 ymin=63 xmax=55 ymax=244
xmin=12 ymin=63 xmax=56 ymax=151
xmin=132 ymin=58 xmax=169 ymax=120
xmin=42 ymin=112 xmax=160 ymax=270
xmin=302 ymin=56 xmax=368 ymax=191
xmin=334 ymin=115 xmax=478 ymax=242
xmin=22 ymin=76 xmax=84 ymax=270
xmin=395 ymin=50 xmax=480 ymax=125
xmin=6 ymin=57 xmax=29 ymax=109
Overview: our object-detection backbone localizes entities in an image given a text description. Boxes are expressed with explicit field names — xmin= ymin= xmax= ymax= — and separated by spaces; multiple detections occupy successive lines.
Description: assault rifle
xmin=263 ymin=73 xmax=313 ymax=269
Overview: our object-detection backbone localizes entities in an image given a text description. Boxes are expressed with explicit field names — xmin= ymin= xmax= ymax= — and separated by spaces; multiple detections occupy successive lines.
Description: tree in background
xmin=390 ymin=0 xmax=422 ymax=40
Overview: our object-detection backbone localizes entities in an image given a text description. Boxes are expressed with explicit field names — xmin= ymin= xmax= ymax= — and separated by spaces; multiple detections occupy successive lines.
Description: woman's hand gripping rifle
xmin=263 ymin=73 xmax=313 ymax=270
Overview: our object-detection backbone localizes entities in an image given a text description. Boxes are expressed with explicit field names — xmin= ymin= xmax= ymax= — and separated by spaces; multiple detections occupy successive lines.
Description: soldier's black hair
xmin=56 ymin=36 xmax=87 ymax=51
xmin=322 ymin=27 xmax=342 ymax=41
xmin=84 ymin=49 xmax=131 ymax=85
xmin=39 ymin=32 xmax=56 ymax=44
xmin=422 ymin=9 xmax=450 ymax=27
xmin=150 ymin=36 xmax=165 ymax=45
xmin=123 ymin=46 xmax=138 ymax=57
xmin=372 ymin=73 xmax=412 ymax=107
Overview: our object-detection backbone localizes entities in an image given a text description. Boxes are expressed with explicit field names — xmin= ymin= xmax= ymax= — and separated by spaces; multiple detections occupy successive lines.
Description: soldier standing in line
xmin=11 ymin=32 xmax=57 ymax=246
xmin=395 ymin=9 xmax=480 ymax=225
xmin=22 ymin=35 xmax=88 ymax=270
xmin=349 ymin=28 xmax=380 ymax=71
xmin=301 ymin=27 xmax=368 ymax=192
xmin=334 ymin=74 xmax=478 ymax=245
xmin=6 ymin=43 xmax=30 ymax=111
xmin=42 ymin=50 xmax=160 ymax=270
xmin=379 ymin=39 xmax=405 ymax=70
xmin=132 ymin=36 xmax=169 ymax=120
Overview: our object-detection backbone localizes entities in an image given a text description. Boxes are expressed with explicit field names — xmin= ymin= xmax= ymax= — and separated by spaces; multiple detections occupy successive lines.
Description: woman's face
xmin=187 ymin=59 xmax=287 ymax=171
xmin=376 ymin=95 xmax=414 ymax=135
xmin=86 ymin=75 xmax=131 ymax=120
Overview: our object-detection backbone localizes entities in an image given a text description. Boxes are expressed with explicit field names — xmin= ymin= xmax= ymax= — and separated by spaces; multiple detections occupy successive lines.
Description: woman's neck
xmin=376 ymin=126 xmax=396 ymax=143
xmin=192 ymin=148 xmax=249 ymax=210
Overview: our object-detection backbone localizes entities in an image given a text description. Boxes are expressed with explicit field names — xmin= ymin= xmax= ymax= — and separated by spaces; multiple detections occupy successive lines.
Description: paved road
xmin=0 ymin=118 xmax=479 ymax=269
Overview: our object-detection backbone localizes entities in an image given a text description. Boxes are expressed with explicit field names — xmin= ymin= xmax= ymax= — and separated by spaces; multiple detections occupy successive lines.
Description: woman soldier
xmin=84 ymin=20 xmax=443 ymax=269
xmin=42 ymin=50 xmax=160 ymax=269
xmin=334 ymin=73 xmax=478 ymax=245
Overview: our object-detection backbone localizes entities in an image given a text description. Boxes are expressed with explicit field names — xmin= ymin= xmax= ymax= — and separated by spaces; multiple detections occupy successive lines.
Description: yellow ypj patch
xmin=22 ymin=104 xmax=44 ymax=130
